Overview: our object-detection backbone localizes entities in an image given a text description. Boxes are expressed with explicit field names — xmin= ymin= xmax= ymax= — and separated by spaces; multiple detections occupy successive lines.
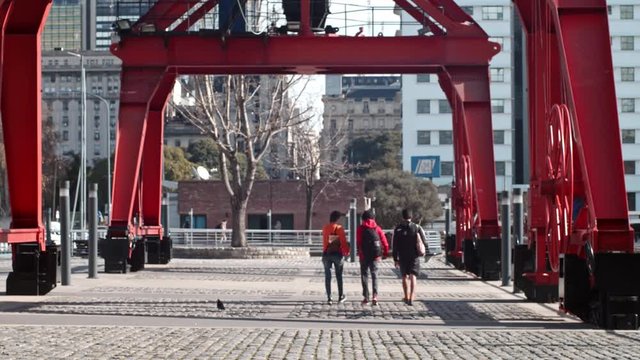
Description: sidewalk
xmin=1 ymin=255 xmax=639 ymax=359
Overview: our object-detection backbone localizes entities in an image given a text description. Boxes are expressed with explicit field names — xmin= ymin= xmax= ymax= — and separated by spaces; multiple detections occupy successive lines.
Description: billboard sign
xmin=411 ymin=156 xmax=440 ymax=178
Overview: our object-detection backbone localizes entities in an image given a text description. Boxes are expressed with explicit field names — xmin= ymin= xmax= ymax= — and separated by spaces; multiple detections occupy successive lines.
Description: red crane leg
xmin=446 ymin=66 xmax=501 ymax=280
xmin=1 ymin=0 xmax=56 ymax=295
xmin=105 ymin=66 xmax=166 ymax=273
xmin=141 ymin=72 xmax=176 ymax=266
xmin=550 ymin=0 xmax=640 ymax=329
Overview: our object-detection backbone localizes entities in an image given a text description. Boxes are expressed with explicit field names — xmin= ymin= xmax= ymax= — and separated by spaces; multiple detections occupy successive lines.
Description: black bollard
xmin=501 ymin=191 xmax=511 ymax=286
xmin=60 ymin=181 xmax=71 ymax=285
xmin=88 ymin=183 xmax=98 ymax=278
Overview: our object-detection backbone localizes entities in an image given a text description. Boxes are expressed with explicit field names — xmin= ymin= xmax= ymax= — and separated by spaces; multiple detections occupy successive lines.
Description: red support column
xmin=110 ymin=67 xmax=167 ymax=235
xmin=0 ymin=0 xmax=51 ymax=249
xmin=141 ymin=72 xmax=176 ymax=234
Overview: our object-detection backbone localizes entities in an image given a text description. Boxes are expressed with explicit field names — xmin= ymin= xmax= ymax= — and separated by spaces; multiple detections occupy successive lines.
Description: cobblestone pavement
xmin=1 ymin=254 xmax=639 ymax=359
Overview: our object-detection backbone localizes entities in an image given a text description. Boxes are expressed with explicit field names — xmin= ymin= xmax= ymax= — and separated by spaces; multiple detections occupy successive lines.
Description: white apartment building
xmin=401 ymin=1 xmax=640 ymax=209
xmin=401 ymin=1 xmax=513 ymax=192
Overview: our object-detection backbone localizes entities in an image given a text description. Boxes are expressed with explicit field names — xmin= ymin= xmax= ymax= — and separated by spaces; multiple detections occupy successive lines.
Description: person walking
xmin=392 ymin=209 xmax=427 ymax=306
xmin=322 ymin=210 xmax=350 ymax=305
xmin=356 ymin=209 xmax=389 ymax=306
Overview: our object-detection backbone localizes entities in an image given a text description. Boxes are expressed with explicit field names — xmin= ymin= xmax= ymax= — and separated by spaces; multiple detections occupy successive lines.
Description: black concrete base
xmin=463 ymin=239 xmax=478 ymax=275
xmin=513 ymin=244 xmax=534 ymax=293
xmin=476 ymin=238 xmax=501 ymax=281
xmin=129 ymin=238 xmax=146 ymax=272
xmin=100 ymin=237 xmax=130 ymax=273
xmin=6 ymin=244 xmax=59 ymax=295
xmin=591 ymin=253 xmax=640 ymax=329
xmin=147 ymin=236 xmax=172 ymax=265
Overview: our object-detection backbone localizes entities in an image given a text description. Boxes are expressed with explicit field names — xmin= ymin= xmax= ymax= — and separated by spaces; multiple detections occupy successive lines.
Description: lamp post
xmin=87 ymin=93 xmax=112 ymax=218
xmin=57 ymin=50 xmax=86 ymax=232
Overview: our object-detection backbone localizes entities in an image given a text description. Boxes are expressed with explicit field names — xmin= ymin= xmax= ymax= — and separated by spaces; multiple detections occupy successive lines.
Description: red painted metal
xmin=0 ymin=0 xmax=51 ymax=251
xmin=140 ymin=72 xmax=176 ymax=236
xmin=514 ymin=0 xmax=634 ymax=309
xmin=110 ymin=67 xmax=167 ymax=236
xmin=104 ymin=1 xmax=502 ymax=275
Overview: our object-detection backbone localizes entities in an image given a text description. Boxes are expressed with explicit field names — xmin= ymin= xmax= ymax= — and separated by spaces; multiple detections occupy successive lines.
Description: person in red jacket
xmin=356 ymin=209 xmax=389 ymax=306
xmin=322 ymin=210 xmax=350 ymax=305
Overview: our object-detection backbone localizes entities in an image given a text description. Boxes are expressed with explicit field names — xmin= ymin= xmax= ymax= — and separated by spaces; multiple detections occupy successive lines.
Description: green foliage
xmin=365 ymin=168 xmax=443 ymax=229
xmin=345 ymin=132 xmax=402 ymax=177
xmin=187 ymin=139 xmax=219 ymax=170
xmin=164 ymin=146 xmax=194 ymax=181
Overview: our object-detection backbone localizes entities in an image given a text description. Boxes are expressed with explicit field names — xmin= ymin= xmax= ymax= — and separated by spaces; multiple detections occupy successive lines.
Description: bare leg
xmin=402 ymin=274 xmax=409 ymax=301
xmin=409 ymin=274 xmax=417 ymax=301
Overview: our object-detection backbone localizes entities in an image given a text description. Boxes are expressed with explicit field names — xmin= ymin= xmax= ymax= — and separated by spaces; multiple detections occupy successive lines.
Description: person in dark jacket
xmin=356 ymin=209 xmax=389 ymax=306
xmin=392 ymin=209 xmax=427 ymax=305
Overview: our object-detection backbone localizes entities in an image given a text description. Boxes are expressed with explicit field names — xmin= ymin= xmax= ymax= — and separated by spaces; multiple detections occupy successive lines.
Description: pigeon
xmin=217 ymin=299 xmax=225 ymax=310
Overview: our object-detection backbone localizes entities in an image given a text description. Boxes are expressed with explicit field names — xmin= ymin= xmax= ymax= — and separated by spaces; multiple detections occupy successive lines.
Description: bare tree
xmin=286 ymin=117 xmax=353 ymax=230
xmin=175 ymin=75 xmax=310 ymax=247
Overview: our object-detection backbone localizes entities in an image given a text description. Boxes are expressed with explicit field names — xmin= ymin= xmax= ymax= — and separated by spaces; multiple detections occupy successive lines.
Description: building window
xmin=495 ymin=161 xmax=506 ymax=176
xmin=94 ymin=145 xmax=101 ymax=156
xmin=417 ymin=74 xmax=430 ymax=83
xmin=348 ymin=119 xmax=353 ymax=131
xmin=621 ymin=67 xmax=635 ymax=82
xmin=608 ymin=5 xmax=612 ymax=15
xmin=622 ymin=98 xmax=636 ymax=113
xmin=417 ymin=99 xmax=430 ymax=114
xmin=490 ymin=68 xmax=505 ymax=82
xmin=62 ymin=101 xmax=69 ymax=111
xmin=438 ymin=100 xmax=452 ymax=114
xmin=461 ymin=6 xmax=473 ymax=15
xmin=94 ymin=101 xmax=101 ymax=111
xmin=621 ymin=36 xmax=635 ymax=51
xmin=94 ymin=132 xmax=100 ymax=141
xmin=628 ymin=192 xmax=637 ymax=211
xmin=175 ymin=139 xmax=181 ymax=147
xmin=493 ymin=130 xmax=505 ymax=144
xmin=330 ymin=119 xmax=337 ymax=129
xmin=417 ymin=130 xmax=430 ymax=145
xmin=441 ymin=161 xmax=454 ymax=176
xmin=622 ymin=129 xmax=636 ymax=144
xmin=62 ymin=116 xmax=69 ymax=127
xmin=620 ymin=5 xmax=634 ymax=20
xmin=491 ymin=99 xmax=506 ymax=113
xmin=363 ymin=101 xmax=369 ymax=114
xmin=482 ymin=6 xmax=504 ymax=20
xmin=439 ymin=130 xmax=453 ymax=145
xmin=624 ymin=161 xmax=636 ymax=175
xmin=62 ymin=131 xmax=69 ymax=141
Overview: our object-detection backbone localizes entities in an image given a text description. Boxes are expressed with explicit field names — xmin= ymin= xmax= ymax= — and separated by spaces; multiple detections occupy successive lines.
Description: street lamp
xmin=56 ymin=48 xmax=86 ymax=232
xmin=86 ymin=93 xmax=112 ymax=218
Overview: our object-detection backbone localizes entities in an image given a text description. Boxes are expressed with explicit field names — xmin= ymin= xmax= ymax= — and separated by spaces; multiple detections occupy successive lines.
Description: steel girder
xmin=514 ymin=0 xmax=639 ymax=328
xmin=105 ymin=0 xmax=501 ymax=280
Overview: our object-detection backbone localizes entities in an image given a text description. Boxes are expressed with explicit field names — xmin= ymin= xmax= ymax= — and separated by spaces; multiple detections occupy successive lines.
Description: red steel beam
xmin=393 ymin=0 xmax=445 ymax=36
xmin=0 ymin=0 xmax=51 ymax=249
xmin=141 ymin=72 xmax=176 ymax=236
xmin=111 ymin=36 xmax=500 ymax=73
xmin=408 ymin=0 xmax=485 ymax=37
xmin=174 ymin=0 xmax=219 ymax=32
xmin=110 ymin=67 xmax=167 ymax=235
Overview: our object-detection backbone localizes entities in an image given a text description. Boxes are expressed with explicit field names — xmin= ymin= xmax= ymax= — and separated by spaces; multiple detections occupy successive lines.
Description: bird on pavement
xmin=217 ymin=299 xmax=225 ymax=310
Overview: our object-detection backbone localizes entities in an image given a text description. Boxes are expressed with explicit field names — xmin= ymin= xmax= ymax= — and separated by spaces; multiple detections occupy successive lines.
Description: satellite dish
xmin=196 ymin=166 xmax=211 ymax=180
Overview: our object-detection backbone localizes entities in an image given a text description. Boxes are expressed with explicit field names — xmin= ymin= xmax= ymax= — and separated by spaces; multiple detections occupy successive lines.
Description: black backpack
xmin=361 ymin=227 xmax=382 ymax=260
xmin=394 ymin=222 xmax=419 ymax=256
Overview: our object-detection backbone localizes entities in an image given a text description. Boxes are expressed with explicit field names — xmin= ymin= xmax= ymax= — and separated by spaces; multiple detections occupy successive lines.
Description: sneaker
xmin=361 ymin=298 xmax=369 ymax=305
xmin=372 ymin=298 xmax=378 ymax=306
xmin=407 ymin=299 xmax=413 ymax=306
xmin=338 ymin=294 xmax=347 ymax=304
xmin=327 ymin=298 xmax=333 ymax=305
xmin=402 ymin=298 xmax=408 ymax=305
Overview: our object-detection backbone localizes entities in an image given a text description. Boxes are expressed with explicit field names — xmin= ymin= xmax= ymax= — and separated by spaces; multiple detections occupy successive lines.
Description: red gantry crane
xmin=1 ymin=0 xmax=637 ymax=329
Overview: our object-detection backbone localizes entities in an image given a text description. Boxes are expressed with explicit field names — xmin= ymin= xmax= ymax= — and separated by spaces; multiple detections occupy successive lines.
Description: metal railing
xmin=170 ymin=229 xmax=326 ymax=250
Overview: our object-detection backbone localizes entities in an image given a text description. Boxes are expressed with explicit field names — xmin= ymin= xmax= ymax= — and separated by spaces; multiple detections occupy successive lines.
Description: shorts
xmin=399 ymin=257 xmax=421 ymax=276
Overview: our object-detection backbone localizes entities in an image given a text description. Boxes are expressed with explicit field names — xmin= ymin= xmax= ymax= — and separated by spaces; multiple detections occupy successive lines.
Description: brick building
xmin=178 ymin=180 xmax=365 ymax=230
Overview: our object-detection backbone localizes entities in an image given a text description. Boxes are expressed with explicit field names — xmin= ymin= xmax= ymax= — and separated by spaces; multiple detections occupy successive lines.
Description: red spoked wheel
xmin=545 ymin=104 xmax=573 ymax=272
